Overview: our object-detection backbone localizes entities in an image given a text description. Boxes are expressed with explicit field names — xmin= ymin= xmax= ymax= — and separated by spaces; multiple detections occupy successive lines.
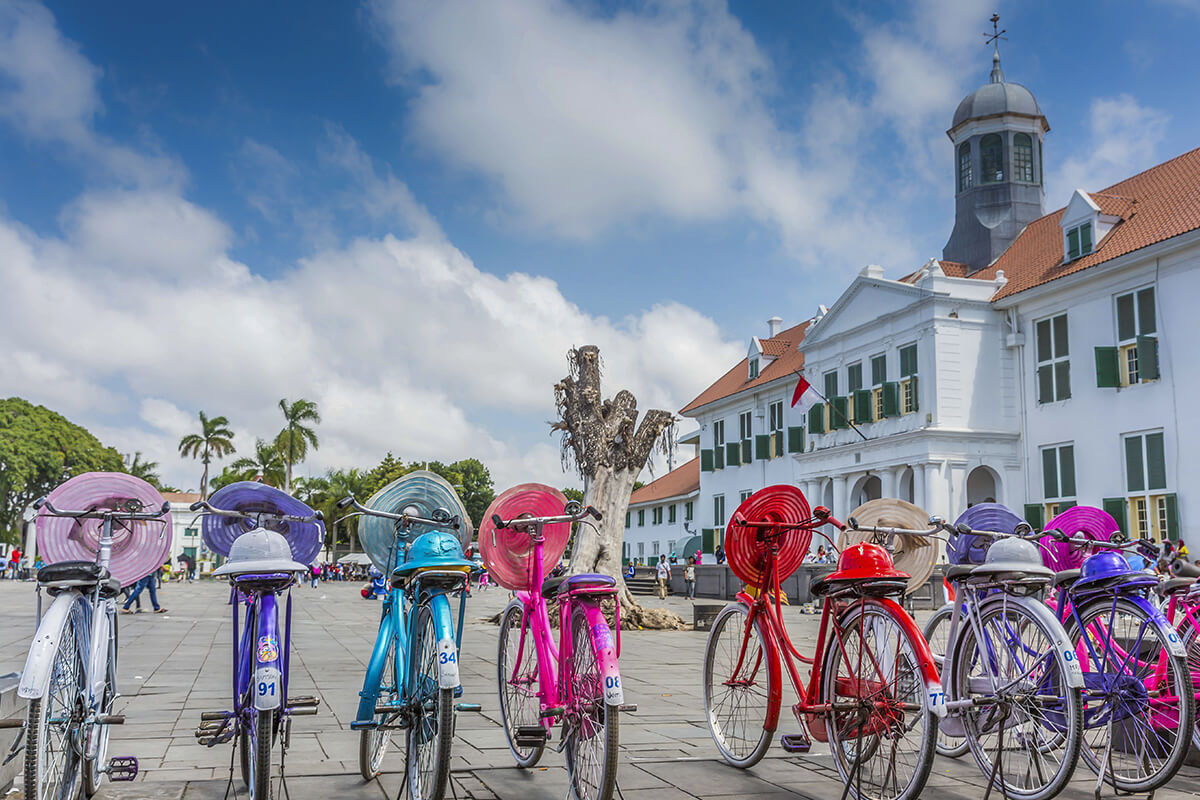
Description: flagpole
xmin=793 ymin=369 xmax=869 ymax=442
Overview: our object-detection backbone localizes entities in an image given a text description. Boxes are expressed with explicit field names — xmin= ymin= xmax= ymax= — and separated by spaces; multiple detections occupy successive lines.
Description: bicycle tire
xmin=245 ymin=709 xmax=274 ymax=800
xmin=25 ymin=600 xmax=85 ymax=800
xmin=497 ymin=600 xmax=544 ymax=767
xmin=84 ymin=614 xmax=117 ymax=797
xmin=822 ymin=598 xmax=935 ymax=800
xmin=1066 ymin=596 xmax=1194 ymax=793
xmin=359 ymin=630 xmax=398 ymax=780
xmin=922 ymin=603 xmax=968 ymax=759
xmin=702 ymin=602 xmax=773 ymax=768
xmin=951 ymin=597 xmax=1082 ymax=800
xmin=407 ymin=603 xmax=453 ymax=800
xmin=564 ymin=606 xmax=618 ymax=800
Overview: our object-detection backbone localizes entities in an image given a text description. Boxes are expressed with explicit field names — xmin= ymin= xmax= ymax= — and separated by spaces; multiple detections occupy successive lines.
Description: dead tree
xmin=553 ymin=346 xmax=685 ymax=629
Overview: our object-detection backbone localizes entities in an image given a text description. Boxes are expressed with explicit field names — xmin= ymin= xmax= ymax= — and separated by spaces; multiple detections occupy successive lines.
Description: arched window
xmin=957 ymin=142 xmax=973 ymax=192
xmin=981 ymin=133 xmax=1004 ymax=183
xmin=1013 ymin=133 xmax=1034 ymax=182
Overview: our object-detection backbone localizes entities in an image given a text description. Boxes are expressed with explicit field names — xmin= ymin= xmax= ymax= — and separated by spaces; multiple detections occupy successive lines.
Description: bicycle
xmin=1037 ymin=506 xmax=1194 ymax=795
xmin=338 ymin=470 xmax=477 ymax=800
xmin=190 ymin=482 xmax=324 ymax=800
xmin=13 ymin=473 xmax=171 ymax=800
xmin=702 ymin=485 xmax=941 ymax=800
xmin=1160 ymin=559 xmax=1200 ymax=754
xmin=853 ymin=509 xmax=1084 ymax=800
xmin=481 ymin=485 xmax=628 ymax=800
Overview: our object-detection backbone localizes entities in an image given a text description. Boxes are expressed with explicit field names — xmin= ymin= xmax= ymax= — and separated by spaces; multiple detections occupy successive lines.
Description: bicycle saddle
xmin=1156 ymin=576 xmax=1196 ymax=597
xmin=1052 ymin=568 xmax=1081 ymax=588
xmin=38 ymin=561 xmax=123 ymax=598
xmin=540 ymin=573 xmax=615 ymax=598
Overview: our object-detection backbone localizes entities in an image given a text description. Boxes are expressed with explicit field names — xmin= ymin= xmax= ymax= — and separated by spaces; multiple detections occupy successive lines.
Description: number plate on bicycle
xmin=254 ymin=667 xmax=281 ymax=710
xmin=436 ymin=639 xmax=460 ymax=689
xmin=1059 ymin=648 xmax=1084 ymax=684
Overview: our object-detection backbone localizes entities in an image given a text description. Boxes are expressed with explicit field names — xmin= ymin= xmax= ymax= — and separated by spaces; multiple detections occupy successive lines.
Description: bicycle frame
xmin=233 ymin=578 xmax=291 ymax=717
xmin=1164 ymin=588 xmax=1200 ymax=699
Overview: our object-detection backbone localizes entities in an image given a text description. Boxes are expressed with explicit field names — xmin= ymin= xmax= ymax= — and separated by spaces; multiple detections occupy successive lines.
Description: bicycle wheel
xmin=952 ymin=599 xmax=1082 ymax=800
xmin=407 ymin=603 xmax=453 ymax=800
xmin=564 ymin=606 xmax=618 ymax=800
xmin=84 ymin=612 xmax=117 ymax=797
xmin=359 ymin=632 xmax=398 ymax=780
xmin=1067 ymin=596 xmax=1194 ymax=793
xmin=822 ymin=598 xmax=935 ymax=800
xmin=497 ymin=600 xmax=543 ymax=767
xmin=25 ymin=601 xmax=85 ymax=800
xmin=922 ymin=604 xmax=967 ymax=759
xmin=1181 ymin=619 xmax=1200 ymax=751
xmin=239 ymin=708 xmax=274 ymax=800
xmin=702 ymin=602 xmax=773 ymax=768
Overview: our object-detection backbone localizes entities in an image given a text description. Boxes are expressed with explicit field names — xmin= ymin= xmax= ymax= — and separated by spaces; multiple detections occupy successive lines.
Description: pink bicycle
xmin=1159 ymin=560 xmax=1200 ymax=753
xmin=480 ymin=485 xmax=629 ymax=800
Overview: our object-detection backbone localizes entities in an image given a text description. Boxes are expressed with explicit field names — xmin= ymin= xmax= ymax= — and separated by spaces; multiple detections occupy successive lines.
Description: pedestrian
xmin=122 ymin=574 xmax=167 ymax=614
xmin=715 ymin=545 xmax=725 ymax=565
xmin=625 ymin=563 xmax=636 ymax=580
xmin=311 ymin=563 xmax=320 ymax=588
xmin=656 ymin=554 xmax=671 ymax=599
xmin=8 ymin=547 xmax=21 ymax=579
xmin=695 ymin=551 xmax=702 ymax=565
xmin=684 ymin=557 xmax=696 ymax=599
xmin=1178 ymin=539 xmax=1190 ymax=561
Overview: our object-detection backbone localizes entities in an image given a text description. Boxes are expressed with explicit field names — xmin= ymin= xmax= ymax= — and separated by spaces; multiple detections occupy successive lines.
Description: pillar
xmin=882 ymin=466 xmax=899 ymax=499
xmin=832 ymin=474 xmax=848 ymax=520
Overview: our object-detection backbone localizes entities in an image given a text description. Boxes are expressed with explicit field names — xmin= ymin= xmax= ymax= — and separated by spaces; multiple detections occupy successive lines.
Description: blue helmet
xmin=1075 ymin=550 xmax=1156 ymax=592
xmin=393 ymin=530 xmax=475 ymax=578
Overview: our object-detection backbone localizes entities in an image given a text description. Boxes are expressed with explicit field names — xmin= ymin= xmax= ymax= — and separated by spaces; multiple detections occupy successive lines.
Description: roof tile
xmin=679 ymin=320 xmax=811 ymax=414
xmin=629 ymin=458 xmax=700 ymax=505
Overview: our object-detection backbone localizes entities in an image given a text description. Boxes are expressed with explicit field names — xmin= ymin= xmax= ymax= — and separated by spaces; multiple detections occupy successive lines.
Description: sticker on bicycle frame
xmin=256 ymin=635 xmax=279 ymax=663
xmin=591 ymin=622 xmax=613 ymax=652
xmin=926 ymin=684 xmax=948 ymax=717
xmin=603 ymin=673 xmax=624 ymax=705
xmin=253 ymin=667 xmax=281 ymax=710
xmin=1060 ymin=647 xmax=1084 ymax=684
xmin=436 ymin=639 xmax=460 ymax=689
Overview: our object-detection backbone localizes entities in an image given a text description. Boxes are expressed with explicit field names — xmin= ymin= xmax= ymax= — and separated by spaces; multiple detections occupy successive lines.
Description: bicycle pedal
xmin=107 ymin=756 xmax=138 ymax=782
xmin=780 ymin=734 xmax=811 ymax=753
xmin=616 ymin=704 xmax=638 ymax=713
xmin=515 ymin=726 xmax=549 ymax=748
xmin=95 ymin=714 xmax=125 ymax=725
xmin=288 ymin=695 xmax=320 ymax=708
xmin=287 ymin=706 xmax=318 ymax=716
xmin=539 ymin=707 xmax=564 ymax=719
xmin=0 ymin=719 xmax=24 ymax=729
xmin=455 ymin=703 xmax=481 ymax=713
xmin=199 ymin=710 xmax=232 ymax=721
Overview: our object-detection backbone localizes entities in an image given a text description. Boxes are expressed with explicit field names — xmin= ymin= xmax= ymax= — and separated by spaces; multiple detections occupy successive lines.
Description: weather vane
xmin=984 ymin=13 xmax=1007 ymax=48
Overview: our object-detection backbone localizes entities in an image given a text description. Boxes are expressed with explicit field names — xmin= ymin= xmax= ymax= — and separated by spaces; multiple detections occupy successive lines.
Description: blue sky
xmin=2 ymin=0 xmax=1198 ymax=491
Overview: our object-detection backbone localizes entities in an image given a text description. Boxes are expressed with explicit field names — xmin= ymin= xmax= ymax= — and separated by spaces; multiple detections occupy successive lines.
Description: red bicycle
xmin=702 ymin=486 xmax=942 ymax=800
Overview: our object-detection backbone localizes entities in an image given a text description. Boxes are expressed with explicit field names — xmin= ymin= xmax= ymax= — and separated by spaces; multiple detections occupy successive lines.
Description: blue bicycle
xmin=340 ymin=471 xmax=478 ymax=800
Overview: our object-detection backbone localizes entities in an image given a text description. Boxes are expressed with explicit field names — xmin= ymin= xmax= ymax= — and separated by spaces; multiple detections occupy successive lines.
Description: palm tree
xmin=321 ymin=468 xmax=371 ymax=554
xmin=229 ymin=439 xmax=286 ymax=488
xmin=275 ymin=398 xmax=321 ymax=491
xmin=124 ymin=452 xmax=161 ymax=487
xmin=178 ymin=412 xmax=236 ymax=499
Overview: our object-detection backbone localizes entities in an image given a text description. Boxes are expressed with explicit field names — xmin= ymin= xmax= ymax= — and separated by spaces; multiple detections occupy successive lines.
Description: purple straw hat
xmin=949 ymin=503 xmax=1024 ymax=565
xmin=202 ymin=482 xmax=322 ymax=565
xmin=36 ymin=472 xmax=172 ymax=587
xmin=1042 ymin=505 xmax=1119 ymax=570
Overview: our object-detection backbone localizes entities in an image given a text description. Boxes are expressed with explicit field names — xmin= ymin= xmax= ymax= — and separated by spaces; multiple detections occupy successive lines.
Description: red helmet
xmin=826 ymin=542 xmax=909 ymax=582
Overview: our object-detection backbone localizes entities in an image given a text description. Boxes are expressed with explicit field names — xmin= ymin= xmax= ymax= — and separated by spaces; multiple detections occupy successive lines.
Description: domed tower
xmin=943 ymin=43 xmax=1049 ymax=271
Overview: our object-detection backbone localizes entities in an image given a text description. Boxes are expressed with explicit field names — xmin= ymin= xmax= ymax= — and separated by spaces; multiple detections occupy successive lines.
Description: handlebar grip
xmin=160 ymin=501 xmax=170 ymax=515
xmin=732 ymin=513 xmax=746 ymax=526
xmin=587 ymin=506 xmax=602 ymax=521
xmin=33 ymin=496 xmax=47 ymax=510
xmin=189 ymin=501 xmax=203 ymax=512
xmin=314 ymin=510 xmax=324 ymax=522
xmin=449 ymin=515 xmax=461 ymax=530
xmin=956 ymin=522 xmax=972 ymax=535
xmin=491 ymin=514 xmax=505 ymax=530
xmin=812 ymin=505 xmax=830 ymax=518
xmin=823 ymin=514 xmax=845 ymax=531
xmin=337 ymin=496 xmax=354 ymax=510
xmin=847 ymin=516 xmax=859 ymax=530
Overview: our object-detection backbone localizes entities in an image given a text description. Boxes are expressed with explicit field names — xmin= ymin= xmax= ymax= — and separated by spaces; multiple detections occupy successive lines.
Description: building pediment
xmin=801 ymin=273 xmax=931 ymax=347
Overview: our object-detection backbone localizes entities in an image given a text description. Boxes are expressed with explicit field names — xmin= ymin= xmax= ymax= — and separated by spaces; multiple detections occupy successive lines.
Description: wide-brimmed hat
xmin=212 ymin=528 xmax=309 ymax=577
xmin=393 ymin=531 xmax=475 ymax=578
xmin=972 ymin=537 xmax=1052 ymax=577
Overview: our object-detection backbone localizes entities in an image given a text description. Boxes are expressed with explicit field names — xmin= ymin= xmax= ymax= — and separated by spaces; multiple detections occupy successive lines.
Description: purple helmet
xmin=1075 ymin=550 xmax=1156 ymax=592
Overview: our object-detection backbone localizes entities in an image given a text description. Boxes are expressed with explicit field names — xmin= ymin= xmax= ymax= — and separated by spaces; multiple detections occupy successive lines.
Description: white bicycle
xmin=9 ymin=476 xmax=170 ymax=800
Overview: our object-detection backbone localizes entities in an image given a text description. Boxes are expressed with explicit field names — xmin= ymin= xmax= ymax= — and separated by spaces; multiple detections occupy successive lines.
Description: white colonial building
xmin=624 ymin=458 xmax=700 ymax=564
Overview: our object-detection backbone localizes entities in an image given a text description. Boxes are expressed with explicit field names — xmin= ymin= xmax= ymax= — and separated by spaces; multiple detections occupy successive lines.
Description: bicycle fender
xmin=872 ymin=596 xmax=947 ymax=718
xmin=253 ymin=593 xmax=282 ymax=711
xmin=977 ymin=594 xmax=1085 ymax=689
xmin=429 ymin=594 xmax=461 ymax=690
xmin=571 ymin=601 xmax=621 ymax=705
xmin=356 ymin=609 xmax=398 ymax=723
xmin=88 ymin=601 xmax=111 ymax=706
xmin=1122 ymin=595 xmax=1188 ymax=659
xmin=19 ymin=593 xmax=82 ymax=700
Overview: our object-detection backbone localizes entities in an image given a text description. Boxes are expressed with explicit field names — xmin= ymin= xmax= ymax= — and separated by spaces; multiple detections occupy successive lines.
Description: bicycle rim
xmin=702 ymin=602 xmax=773 ymax=768
xmin=359 ymin=633 xmax=398 ymax=780
xmin=1070 ymin=596 xmax=1194 ymax=792
xmin=954 ymin=599 xmax=1082 ymax=800
xmin=497 ymin=601 xmax=543 ymax=767
xmin=922 ymin=604 xmax=968 ymax=759
xmin=25 ymin=602 xmax=84 ymax=800
xmin=564 ymin=607 xmax=618 ymax=800
xmin=407 ymin=604 xmax=452 ymax=800
xmin=823 ymin=600 xmax=935 ymax=800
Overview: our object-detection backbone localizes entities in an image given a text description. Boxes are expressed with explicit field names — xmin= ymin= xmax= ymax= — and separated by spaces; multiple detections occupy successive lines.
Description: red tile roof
xmin=897 ymin=260 xmax=981 ymax=284
xmin=630 ymin=458 xmax=700 ymax=506
xmin=679 ymin=320 xmax=811 ymax=414
xmin=978 ymin=146 xmax=1200 ymax=299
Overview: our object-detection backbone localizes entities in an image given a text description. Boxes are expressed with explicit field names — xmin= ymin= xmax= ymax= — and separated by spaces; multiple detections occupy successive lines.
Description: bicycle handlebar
xmin=729 ymin=506 xmax=844 ymax=533
xmin=1041 ymin=528 xmax=1156 ymax=555
xmin=490 ymin=502 xmax=601 ymax=531
xmin=36 ymin=497 xmax=170 ymax=521
xmin=338 ymin=496 xmax=459 ymax=531
xmin=189 ymin=499 xmax=324 ymax=524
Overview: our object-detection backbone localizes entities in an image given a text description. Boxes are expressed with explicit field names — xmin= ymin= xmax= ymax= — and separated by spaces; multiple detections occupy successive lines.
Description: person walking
xmin=715 ymin=545 xmax=725 ymax=565
xmin=310 ymin=562 xmax=321 ymax=588
xmin=8 ymin=547 xmax=21 ymax=579
xmin=684 ymin=557 xmax=697 ymax=599
xmin=122 ymin=574 xmax=167 ymax=614
xmin=656 ymin=554 xmax=671 ymax=599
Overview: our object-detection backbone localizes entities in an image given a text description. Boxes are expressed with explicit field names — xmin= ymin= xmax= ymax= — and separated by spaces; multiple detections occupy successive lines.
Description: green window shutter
xmin=714 ymin=446 xmax=724 ymax=470
xmin=1053 ymin=315 xmax=1069 ymax=357
xmin=808 ymin=403 xmax=825 ymax=434
xmin=824 ymin=371 xmax=839 ymax=398
xmin=1059 ymin=445 xmax=1076 ymax=497
xmin=1067 ymin=227 xmax=1080 ymax=260
xmin=1125 ymin=436 xmax=1145 ymax=492
xmin=1137 ymin=288 xmax=1156 ymax=335
xmin=1037 ymin=365 xmax=1054 ymax=403
xmin=1055 ymin=361 xmax=1071 ymax=400
xmin=1146 ymin=432 xmax=1166 ymax=490
xmin=702 ymin=529 xmax=715 ymax=554
xmin=871 ymin=355 xmax=887 ymax=385
xmin=1137 ymin=336 xmax=1159 ymax=381
xmin=726 ymin=442 xmax=740 ymax=467
xmin=740 ymin=439 xmax=751 ymax=464
xmin=755 ymin=434 xmax=769 ymax=460
xmin=910 ymin=374 xmax=919 ymax=411
xmin=830 ymin=397 xmax=849 ymax=429
xmin=1117 ymin=293 xmax=1136 ymax=341
xmin=701 ymin=449 xmax=714 ymax=472
xmin=1059 ymin=500 xmax=1078 ymax=510
xmin=847 ymin=363 xmax=863 ymax=393
xmin=638 ymin=510 xmax=645 ymax=526
xmin=881 ymin=382 xmax=899 ymax=417
xmin=1079 ymin=222 xmax=1093 ymax=254
xmin=1024 ymin=504 xmax=1045 ymax=531
xmin=625 ymin=512 xmax=630 ymax=528
xmin=787 ymin=426 xmax=804 ymax=453
xmin=1095 ymin=347 xmax=1120 ymax=388
xmin=1042 ymin=448 xmax=1059 ymax=499
xmin=853 ymin=389 xmax=873 ymax=423
xmin=900 ymin=345 xmax=918 ymax=377
xmin=1165 ymin=494 xmax=1179 ymax=539
xmin=1103 ymin=497 xmax=1129 ymax=536
xmin=1036 ymin=319 xmax=1052 ymax=362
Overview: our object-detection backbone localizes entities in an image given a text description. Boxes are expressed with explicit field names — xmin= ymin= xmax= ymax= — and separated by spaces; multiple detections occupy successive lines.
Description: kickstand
xmin=276 ymin=720 xmax=291 ymax=800
xmin=981 ymin=703 xmax=1012 ymax=800
xmin=222 ymin=733 xmax=240 ymax=800
xmin=392 ymin=754 xmax=409 ymax=800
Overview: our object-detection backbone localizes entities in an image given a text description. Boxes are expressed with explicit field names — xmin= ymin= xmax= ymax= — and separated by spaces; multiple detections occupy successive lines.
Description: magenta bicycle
xmin=480 ymin=484 xmax=630 ymax=800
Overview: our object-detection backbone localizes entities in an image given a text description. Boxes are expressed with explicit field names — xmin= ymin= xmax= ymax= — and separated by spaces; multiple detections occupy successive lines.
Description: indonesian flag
xmin=791 ymin=376 xmax=821 ymax=412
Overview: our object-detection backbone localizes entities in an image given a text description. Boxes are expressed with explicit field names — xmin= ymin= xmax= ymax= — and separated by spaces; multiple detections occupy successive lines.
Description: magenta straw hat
xmin=36 ymin=472 xmax=172 ymax=587
xmin=1041 ymin=505 xmax=1119 ymax=570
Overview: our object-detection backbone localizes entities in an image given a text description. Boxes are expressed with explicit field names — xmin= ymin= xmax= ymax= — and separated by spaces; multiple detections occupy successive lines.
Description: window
xmin=625 ymin=512 xmax=630 ymax=528
xmin=1041 ymin=444 xmax=1076 ymax=519
xmin=712 ymin=419 xmax=725 ymax=469
xmin=899 ymin=344 xmax=918 ymax=414
xmin=637 ymin=509 xmax=645 ymax=526
xmin=668 ymin=504 xmax=676 ymax=524
xmin=958 ymin=142 xmax=973 ymax=191
xmin=749 ymin=358 xmax=759 ymax=380
xmin=1124 ymin=431 xmax=1175 ymax=541
xmin=652 ymin=506 xmax=663 ymax=525
xmin=846 ymin=361 xmax=872 ymax=424
xmin=739 ymin=411 xmax=753 ymax=464
xmin=740 ymin=490 xmax=753 ymax=504
xmin=1065 ymin=222 xmax=1093 ymax=261
xmin=668 ymin=539 xmax=676 ymax=556
xmin=713 ymin=494 xmax=726 ymax=541
xmin=652 ymin=541 xmax=660 ymax=556
xmin=1013 ymin=133 xmax=1034 ymax=182
xmin=768 ymin=400 xmax=784 ymax=457
xmin=185 ymin=526 xmax=199 ymax=539
xmin=823 ymin=370 xmax=839 ymax=429
xmin=871 ymin=354 xmax=887 ymax=420
xmin=1117 ymin=288 xmax=1158 ymax=386
xmin=637 ymin=542 xmax=644 ymax=557
xmin=981 ymin=133 xmax=1004 ymax=183
xmin=684 ymin=501 xmax=694 ymax=522
xmin=847 ymin=362 xmax=863 ymax=393
xmin=1035 ymin=314 xmax=1070 ymax=403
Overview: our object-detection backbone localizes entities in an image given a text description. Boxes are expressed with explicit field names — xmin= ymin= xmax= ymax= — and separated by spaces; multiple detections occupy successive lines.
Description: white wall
xmin=624 ymin=495 xmax=697 ymax=563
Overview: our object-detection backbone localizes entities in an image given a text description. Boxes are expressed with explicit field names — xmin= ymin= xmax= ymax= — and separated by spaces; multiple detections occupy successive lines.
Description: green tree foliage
xmin=301 ymin=468 xmax=371 ymax=553
xmin=123 ymin=451 xmax=161 ymax=487
xmin=275 ymin=398 xmax=320 ymax=491
xmin=229 ymin=439 xmax=286 ymax=488
xmin=178 ymin=411 xmax=236 ymax=499
xmin=0 ymin=398 xmax=124 ymax=544
xmin=561 ymin=488 xmax=584 ymax=504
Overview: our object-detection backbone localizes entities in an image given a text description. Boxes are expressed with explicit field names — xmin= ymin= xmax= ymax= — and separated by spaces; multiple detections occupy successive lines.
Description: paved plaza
xmin=2 ymin=578 xmax=1199 ymax=800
